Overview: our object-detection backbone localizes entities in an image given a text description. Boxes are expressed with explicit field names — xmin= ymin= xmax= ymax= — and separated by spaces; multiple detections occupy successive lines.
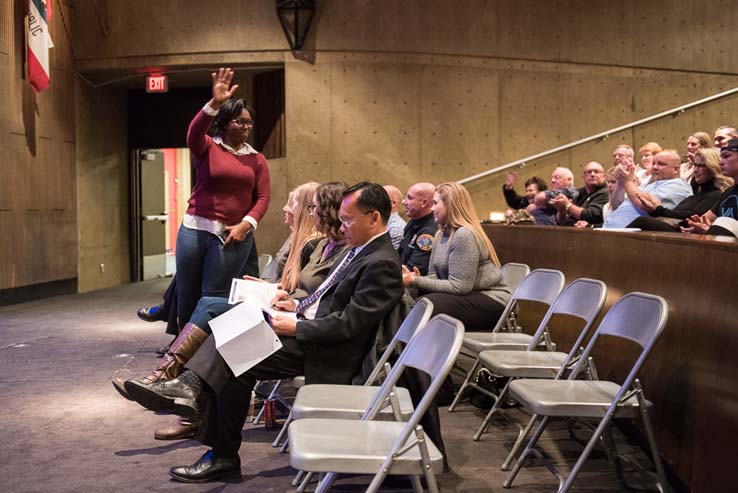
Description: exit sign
xmin=146 ymin=74 xmax=168 ymax=93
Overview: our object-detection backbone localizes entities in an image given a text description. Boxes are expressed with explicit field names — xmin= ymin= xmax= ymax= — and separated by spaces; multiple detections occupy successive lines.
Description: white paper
xmin=209 ymin=301 xmax=283 ymax=377
xmin=228 ymin=278 xmax=279 ymax=306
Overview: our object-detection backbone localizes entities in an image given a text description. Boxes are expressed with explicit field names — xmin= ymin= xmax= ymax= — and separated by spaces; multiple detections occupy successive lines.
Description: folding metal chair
xmin=471 ymin=278 xmax=606 ymax=449
xmin=448 ymin=269 xmax=565 ymax=412
xmin=288 ymin=314 xmax=465 ymax=493
xmin=258 ymin=253 xmax=273 ymax=275
xmin=499 ymin=263 xmax=531 ymax=332
xmin=272 ymin=299 xmax=434 ymax=454
xmin=504 ymin=292 xmax=670 ymax=493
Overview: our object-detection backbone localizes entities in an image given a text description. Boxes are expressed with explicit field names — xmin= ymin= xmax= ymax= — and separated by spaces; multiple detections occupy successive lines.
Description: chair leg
xmin=291 ymin=469 xmax=305 ymax=487
xmin=296 ymin=471 xmax=314 ymax=493
xmin=448 ymin=357 xmax=481 ymax=412
xmin=637 ymin=388 xmax=671 ymax=493
xmin=410 ymin=475 xmax=423 ymax=493
xmin=501 ymin=412 xmax=538 ymax=471
xmin=473 ymin=379 xmax=512 ymax=441
xmin=503 ymin=415 xmax=549 ymax=488
xmin=560 ymin=413 xmax=615 ymax=492
xmin=316 ymin=472 xmax=337 ymax=493
xmin=272 ymin=410 xmax=292 ymax=448
xmin=253 ymin=379 xmax=284 ymax=424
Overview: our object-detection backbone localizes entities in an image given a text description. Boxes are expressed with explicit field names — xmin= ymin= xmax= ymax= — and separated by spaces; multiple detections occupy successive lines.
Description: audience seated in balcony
xmin=602 ymin=150 xmax=693 ymax=229
xmin=682 ymin=138 xmax=738 ymax=237
xmin=552 ymin=161 xmax=609 ymax=227
xmin=526 ymin=167 xmax=578 ymax=225
xmin=628 ymin=147 xmax=733 ymax=232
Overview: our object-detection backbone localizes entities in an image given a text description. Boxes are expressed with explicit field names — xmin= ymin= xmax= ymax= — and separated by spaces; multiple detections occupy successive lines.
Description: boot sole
xmin=111 ymin=379 xmax=134 ymax=401
xmin=124 ymin=381 xmax=175 ymax=412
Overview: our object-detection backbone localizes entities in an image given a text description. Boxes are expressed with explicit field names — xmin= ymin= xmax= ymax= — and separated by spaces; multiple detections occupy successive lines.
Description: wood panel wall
xmin=0 ymin=0 xmax=77 ymax=291
xmin=485 ymin=225 xmax=738 ymax=492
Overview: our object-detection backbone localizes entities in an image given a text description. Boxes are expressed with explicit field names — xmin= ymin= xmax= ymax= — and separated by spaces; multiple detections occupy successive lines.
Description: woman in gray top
xmin=402 ymin=182 xmax=510 ymax=331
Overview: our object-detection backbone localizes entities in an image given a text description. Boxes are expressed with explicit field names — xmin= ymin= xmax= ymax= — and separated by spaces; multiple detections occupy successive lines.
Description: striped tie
xmin=296 ymin=249 xmax=356 ymax=314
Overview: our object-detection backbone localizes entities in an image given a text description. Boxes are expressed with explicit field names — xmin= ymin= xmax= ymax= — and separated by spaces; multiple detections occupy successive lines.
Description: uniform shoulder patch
xmin=415 ymin=233 xmax=434 ymax=251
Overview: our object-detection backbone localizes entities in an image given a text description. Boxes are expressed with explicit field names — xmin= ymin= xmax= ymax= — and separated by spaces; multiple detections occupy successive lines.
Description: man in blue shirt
xmin=603 ymin=150 xmax=693 ymax=229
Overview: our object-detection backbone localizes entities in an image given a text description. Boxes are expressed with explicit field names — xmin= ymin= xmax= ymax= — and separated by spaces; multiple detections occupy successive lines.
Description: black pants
xmin=420 ymin=291 xmax=506 ymax=332
xmin=187 ymin=335 xmax=306 ymax=456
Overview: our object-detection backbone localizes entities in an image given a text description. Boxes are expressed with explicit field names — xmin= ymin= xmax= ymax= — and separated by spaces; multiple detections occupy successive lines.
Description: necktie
xmin=296 ymin=249 xmax=356 ymax=314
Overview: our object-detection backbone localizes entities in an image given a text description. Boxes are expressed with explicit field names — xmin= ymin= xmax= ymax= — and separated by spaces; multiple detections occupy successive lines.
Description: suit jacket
xmin=296 ymin=232 xmax=403 ymax=385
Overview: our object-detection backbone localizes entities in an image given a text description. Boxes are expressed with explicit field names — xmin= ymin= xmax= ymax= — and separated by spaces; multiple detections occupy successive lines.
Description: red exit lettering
xmin=146 ymin=74 xmax=168 ymax=93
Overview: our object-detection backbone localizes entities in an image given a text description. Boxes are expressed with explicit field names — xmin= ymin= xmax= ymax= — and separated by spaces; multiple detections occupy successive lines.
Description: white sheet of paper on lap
xmin=209 ymin=301 xmax=283 ymax=377
xmin=228 ymin=278 xmax=279 ymax=306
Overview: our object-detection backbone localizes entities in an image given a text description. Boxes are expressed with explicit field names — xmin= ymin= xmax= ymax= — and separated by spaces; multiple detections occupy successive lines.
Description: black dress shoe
xmin=137 ymin=304 xmax=166 ymax=322
xmin=125 ymin=370 xmax=208 ymax=417
xmin=169 ymin=450 xmax=241 ymax=483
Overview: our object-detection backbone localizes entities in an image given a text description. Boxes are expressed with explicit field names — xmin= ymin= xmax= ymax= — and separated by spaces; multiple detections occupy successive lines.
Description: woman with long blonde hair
xmin=278 ymin=182 xmax=322 ymax=292
xmin=402 ymin=182 xmax=510 ymax=331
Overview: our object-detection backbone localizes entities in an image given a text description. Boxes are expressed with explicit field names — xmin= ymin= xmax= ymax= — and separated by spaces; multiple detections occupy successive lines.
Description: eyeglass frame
xmin=230 ymin=118 xmax=254 ymax=127
xmin=339 ymin=210 xmax=376 ymax=228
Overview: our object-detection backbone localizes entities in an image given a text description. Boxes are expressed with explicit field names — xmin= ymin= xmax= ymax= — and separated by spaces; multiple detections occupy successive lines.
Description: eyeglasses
xmin=230 ymin=118 xmax=254 ymax=127
xmin=339 ymin=210 xmax=375 ymax=227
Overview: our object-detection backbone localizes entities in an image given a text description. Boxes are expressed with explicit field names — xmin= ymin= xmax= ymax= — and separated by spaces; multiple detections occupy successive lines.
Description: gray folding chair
xmin=273 ymin=299 xmax=434 ymax=455
xmin=448 ymin=269 xmax=565 ymax=412
xmin=258 ymin=253 xmax=273 ymax=275
xmin=288 ymin=314 xmax=465 ymax=493
xmin=472 ymin=278 xmax=607 ymax=450
xmin=504 ymin=292 xmax=670 ymax=493
xmin=499 ymin=263 xmax=531 ymax=332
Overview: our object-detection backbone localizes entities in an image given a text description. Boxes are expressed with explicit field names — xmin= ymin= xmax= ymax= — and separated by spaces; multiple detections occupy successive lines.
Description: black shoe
xmin=169 ymin=450 xmax=241 ymax=483
xmin=125 ymin=370 xmax=208 ymax=417
xmin=137 ymin=304 xmax=166 ymax=322
xmin=155 ymin=337 xmax=175 ymax=356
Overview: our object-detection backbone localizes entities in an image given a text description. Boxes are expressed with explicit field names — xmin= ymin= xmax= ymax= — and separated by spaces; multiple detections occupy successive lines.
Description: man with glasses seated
xmin=125 ymin=182 xmax=404 ymax=483
xmin=551 ymin=161 xmax=609 ymax=227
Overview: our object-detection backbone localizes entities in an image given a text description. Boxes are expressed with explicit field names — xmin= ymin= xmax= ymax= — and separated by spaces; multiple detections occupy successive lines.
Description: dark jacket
xmin=297 ymin=232 xmax=403 ymax=385
xmin=398 ymin=213 xmax=437 ymax=275
xmin=502 ymin=186 xmax=529 ymax=210
xmin=560 ymin=184 xmax=609 ymax=226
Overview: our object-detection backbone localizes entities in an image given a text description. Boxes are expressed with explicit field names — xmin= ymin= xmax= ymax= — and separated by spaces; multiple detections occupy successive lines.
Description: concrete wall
xmin=75 ymin=80 xmax=130 ymax=292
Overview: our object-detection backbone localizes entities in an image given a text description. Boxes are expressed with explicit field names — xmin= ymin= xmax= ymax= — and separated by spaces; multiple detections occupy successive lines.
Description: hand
xmin=242 ymin=275 xmax=266 ymax=282
xmin=271 ymin=315 xmax=296 ymax=336
xmin=686 ymin=152 xmax=695 ymax=164
xmin=401 ymin=265 xmax=420 ymax=287
xmin=638 ymin=193 xmax=660 ymax=212
xmin=504 ymin=171 xmax=517 ymax=189
xmin=573 ymin=220 xmax=590 ymax=228
xmin=210 ymin=67 xmax=239 ymax=108
xmin=223 ymin=221 xmax=252 ymax=248
xmin=550 ymin=194 xmax=570 ymax=211
xmin=681 ymin=214 xmax=711 ymax=234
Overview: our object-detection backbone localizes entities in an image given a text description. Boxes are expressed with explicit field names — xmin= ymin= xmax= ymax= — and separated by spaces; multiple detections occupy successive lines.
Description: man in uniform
xmin=398 ymin=182 xmax=436 ymax=275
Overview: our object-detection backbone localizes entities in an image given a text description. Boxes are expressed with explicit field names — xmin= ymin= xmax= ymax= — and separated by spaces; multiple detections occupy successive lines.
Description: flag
xmin=26 ymin=0 xmax=54 ymax=92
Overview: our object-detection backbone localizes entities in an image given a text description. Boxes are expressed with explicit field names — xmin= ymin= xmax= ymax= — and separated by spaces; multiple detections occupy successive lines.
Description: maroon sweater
xmin=185 ymin=109 xmax=271 ymax=226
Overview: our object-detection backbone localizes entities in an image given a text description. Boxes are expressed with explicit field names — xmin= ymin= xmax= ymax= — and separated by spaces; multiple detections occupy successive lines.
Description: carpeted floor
xmin=0 ymin=279 xmax=660 ymax=492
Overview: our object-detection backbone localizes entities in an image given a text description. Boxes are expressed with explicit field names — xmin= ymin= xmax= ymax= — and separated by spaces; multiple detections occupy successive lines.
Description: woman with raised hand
xmin=175 ymin=67 xmax=271 ymax=327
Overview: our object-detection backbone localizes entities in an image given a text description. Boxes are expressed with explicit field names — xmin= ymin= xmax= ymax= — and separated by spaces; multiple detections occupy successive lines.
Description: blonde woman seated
xmin=402 ymin=182 xmax=511 ymax=331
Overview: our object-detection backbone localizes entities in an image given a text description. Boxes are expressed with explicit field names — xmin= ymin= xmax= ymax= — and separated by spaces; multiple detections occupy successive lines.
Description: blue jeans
xmin=190 ymin=296 xmax=234 ymax=334
xmin=175 ymin=224 xmax=254 ymax=327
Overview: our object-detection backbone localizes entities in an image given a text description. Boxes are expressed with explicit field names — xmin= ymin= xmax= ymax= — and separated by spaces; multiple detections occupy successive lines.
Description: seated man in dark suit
xmin=126 ymin=181 xmax=404 ymax=483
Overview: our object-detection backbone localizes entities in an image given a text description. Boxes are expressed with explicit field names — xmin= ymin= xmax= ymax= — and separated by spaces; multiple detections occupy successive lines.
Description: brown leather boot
xmin=112 ymin=323 xmax=209 ymax=399
xmin=154 ymin=416 xmax=200 ymax=440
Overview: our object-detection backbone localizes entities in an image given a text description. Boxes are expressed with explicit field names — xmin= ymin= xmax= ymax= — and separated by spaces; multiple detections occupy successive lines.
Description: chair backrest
xmin=500 ymin=263 xmax=531 ymax=293
xmin=527 ymin=278 xmax=607 ymax=349
xmin=492 ymin=269 xmax=565 ymax=332
xmin=364 ymin=314 xmax=464 ymax=422
xmin=363 ymin=298 xmax=434 ymax=385
xmin=362 ymin=315 xmax=464 ymax=486
xmin=569 ymin=292 xmax=668 ymax=389
xmin=258 ymin=254 xmax=273 ymax=275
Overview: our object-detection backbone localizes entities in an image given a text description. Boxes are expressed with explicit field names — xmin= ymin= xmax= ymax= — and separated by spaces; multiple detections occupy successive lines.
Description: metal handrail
xmin=458 ymin=85 xmax=738 ymax=185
